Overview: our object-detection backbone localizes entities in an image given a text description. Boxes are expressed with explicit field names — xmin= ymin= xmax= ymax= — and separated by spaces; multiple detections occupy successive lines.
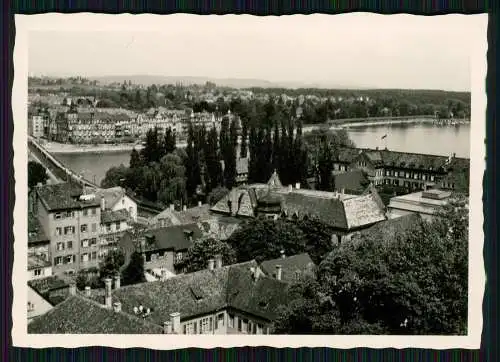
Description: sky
xmin=27 ymin=14 xmax=486 ymax=91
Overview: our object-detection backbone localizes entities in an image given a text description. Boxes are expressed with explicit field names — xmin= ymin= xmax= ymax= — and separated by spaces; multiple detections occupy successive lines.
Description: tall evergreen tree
xmin=317 ymin=138 xmax=333 ymax=191
xmin=240 ymin=122 xmax=248 ymax=158
xmin=262 ymin=127 xmax=273 ymax=181
xmin=271 ymin=121 xmax=280 ymax=172
xmin=163 ymin=127 xmax=176 ymax=155
xmin=204 ymin=127 xmax=222 ymax=192
xmin=248 ymin=125 xmax=259 ymax=183
xmin=223 ymin=119 xmax=238 ymax=189
xmin=279 ymin=121 xmax=290 ymax=185
xmin=185 ymin=123 xmax=201 ymax=197
xmin=141 ymin=128 xmax=160 ymax=164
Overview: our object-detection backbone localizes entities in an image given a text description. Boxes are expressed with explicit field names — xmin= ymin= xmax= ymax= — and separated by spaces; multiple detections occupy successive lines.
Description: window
xmin=64 ymin=226 xmax=73 ymax=235
xmin=257 ymin=323 xmax=264 ymax=334
xmin=184 ymin=322 xmax=196 ymax=334
xmin=246 ymin=319 xmax=251 ymax=333
xmin=176 ymin=252 xmax=183 ymax=262
xmin=66 ymin=240 xmax=73 ymax=249
xmin=66 ymin=211 xmax=74 ymax=218
xmin=27 ymin=302 xmax=35 ymax=312
xmin=91 ymin=251 xmax=97 ymax=260
xmin=252 ymin=323 xmax=257 ymax=334
xmin=81 ymin=239 xmax=89 ymax=248
xmin=91 ymin=208 xmax=97 ymax=215
xmin=430 ymin=175 xmax=435 ymax=181
xmin=122 ymin=199 xmax=125 ymax=205
xmin=90 ymin=238 xmax=97 ymax=246
xmin=83 ymin=209 xmax=88 ymax=216
xmin=218 ymin=313 xmax=224 ymax=328
xmin=91 ymin=223 xmax=97 ymax=232
xmin=56 ymin=242 xmax=65 ymax=251
xmin=81 ymin=253 xmax=89 ymax=262
xmin=81 ymin=224 xmax=88 ymax=233
xmin=34 ymin=269 xmax=41 ymax=276
xmin=228 ymin=314 xmax=234 ymax=328
xmin=55 ymin=227 xmax=62 ymax=236
xmin=129 ymin=207 xmax=133 ymax=215
xmin=64 ymin=255 xmax=74 ymax=264
xmin=115 ymin=222 xmax=121 ymax=230
xmin=54 ymin=213 xmax=61 ymax=220
xmin=106 ymin=223 xmax=111 ymax=232
xmin=54 ymin=256 xmax=62 ymax=265
xmin=200 ymin=317 xmax=212 ymax=334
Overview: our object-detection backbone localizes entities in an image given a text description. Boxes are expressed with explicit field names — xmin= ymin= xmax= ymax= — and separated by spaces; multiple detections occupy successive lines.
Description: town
xmin=26 ymin=76 xmax=470 ymax=336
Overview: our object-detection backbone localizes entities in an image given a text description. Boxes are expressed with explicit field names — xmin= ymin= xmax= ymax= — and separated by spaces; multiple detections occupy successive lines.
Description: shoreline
xmin=41 ymin=141 xmax=145 ymax=154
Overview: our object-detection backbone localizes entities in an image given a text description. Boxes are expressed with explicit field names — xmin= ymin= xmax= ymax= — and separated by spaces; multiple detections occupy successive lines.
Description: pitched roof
xmin=142 ymin=224 xmax=202 ymax=252
xmin=260 ymin=253 xmax=316 ymax=284
xmin=28 ymin=213 xmax=49 ymax=245
xmin=28 ymin=255 xmax=51 ymax=270
xmin=349 ymin=213 xmax=423 ymax=246
xmin=101 ymin=209 xmax=130 ymax=224
xmin=91 ymin=186 xmax=127 ymax=209
xmin=332 ymin=170 xmax=369 ymax=194
xmin=36 ymin=183 xmax=99 ymax=212
xmin=28 ymin=295 xmax=163 ymax=334
xmin=151 ymin=204 xmax=213 ymax=228
xmin=28 ymin=275 xmax=70 ymax=294
xmin=111 ymin=260 xmax=289 ymax=324
xmin=267 ymin=170 xmax=283 ymax=188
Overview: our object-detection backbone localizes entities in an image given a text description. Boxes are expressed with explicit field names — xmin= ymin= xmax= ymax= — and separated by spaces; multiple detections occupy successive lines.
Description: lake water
xmin=55 ymin=123 xmax=471 ymax=186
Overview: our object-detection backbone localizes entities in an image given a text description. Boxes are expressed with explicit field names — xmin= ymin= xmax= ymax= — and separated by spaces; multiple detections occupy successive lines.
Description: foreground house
xmin=28 ymin=260 xmax=289 ymax=334
xmin=91 ymin=186 xmax=138 ymax=222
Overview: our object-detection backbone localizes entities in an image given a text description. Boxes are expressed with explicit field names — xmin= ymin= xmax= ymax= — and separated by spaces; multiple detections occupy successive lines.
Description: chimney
xmin=275 ymin=265 xmax=282 ymax=281
xmin=183 ymin=205 xmax=187 ymax=212
xmin=69 ymin=283 xmax=77 ymax=296
xmin=169 ymin=204 xmax=175 ymax=211
xmin=198 ymin=200 xmax=202 ymax=207
xmin=215 ymin=254 xmax=223 ymax=269
xmin=114 ymin=274 xmax=121 ymax=290
xmin=113 ymin=302 xmax=122 ymax=313
xmin=288 ymin=184 xmax=293 ymax=192
xmin=295 ymin=183 xmax=301 ymax=189
xmin=104 ymin=278 xmax=112 ymax=308
xmin=208 ymin=258 xmax=215 ymax=270
xmin=280 ymin=250 xmax=286 ymax=259
xmin=163 ymin=321 xmax=173 ymax=334
xmin=341 ymin=188 xmax=345 ymax=194
xmin=84 ymin=286 xmax=91 ymax=297
xmin=170 ymin=312 xmax=181 ymax=334
xmin=100 ymin=197 xmax=106 ymax=211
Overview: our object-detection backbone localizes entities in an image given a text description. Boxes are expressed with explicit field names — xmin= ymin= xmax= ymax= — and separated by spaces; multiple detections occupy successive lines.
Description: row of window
xmin=54 ymin=208 xmax=97 ymax=220
xmin=54 ymin=251 xmax=99 ymax=266
xmin=55 ymin=238 xmax=98 ymax=251
xmin=384 ymin=169 xmax=436 ymax=181
xmin=55 ymin=223 xmax=98 ymax=236
xmin=145 ymin=251 xmax=183 ymax=263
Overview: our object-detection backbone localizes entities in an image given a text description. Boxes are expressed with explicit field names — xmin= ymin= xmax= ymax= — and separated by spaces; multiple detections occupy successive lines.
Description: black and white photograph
xmin=13 ymin=13 xmax=486 ymax=348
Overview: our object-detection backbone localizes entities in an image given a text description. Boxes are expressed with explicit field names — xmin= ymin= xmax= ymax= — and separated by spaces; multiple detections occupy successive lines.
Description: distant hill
xmin=87 ymin=75 xmax=357 ymax=90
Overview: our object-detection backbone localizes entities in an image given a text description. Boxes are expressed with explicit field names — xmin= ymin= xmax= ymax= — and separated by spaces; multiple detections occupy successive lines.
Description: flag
xmin=381 ymin=134 xmax=387 ymax=140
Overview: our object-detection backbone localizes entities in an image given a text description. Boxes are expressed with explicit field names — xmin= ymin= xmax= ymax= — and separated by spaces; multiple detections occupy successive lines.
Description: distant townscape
xmin=26 ymin=75 xmax=470 ymax=336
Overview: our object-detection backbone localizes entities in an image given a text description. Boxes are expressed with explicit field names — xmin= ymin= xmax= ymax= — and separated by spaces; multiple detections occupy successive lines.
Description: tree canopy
xmin=273 ymin=197 xmax=468 ymax=335
xmin=28 ymin=161 xmax=48 ymax=190
xmin=176 ymin=238 xmax=237 ymax=273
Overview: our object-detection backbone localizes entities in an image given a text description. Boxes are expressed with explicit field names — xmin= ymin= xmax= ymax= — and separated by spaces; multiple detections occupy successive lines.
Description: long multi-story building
xmin=332 ymin=147 xmax=470 ymax=194
xmin=32 ymin=183 xmax=103 ymax=275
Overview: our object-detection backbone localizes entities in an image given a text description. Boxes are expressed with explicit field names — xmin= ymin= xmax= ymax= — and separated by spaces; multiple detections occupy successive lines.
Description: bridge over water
xmin=29 ymin=137 xmax=164 ymax=218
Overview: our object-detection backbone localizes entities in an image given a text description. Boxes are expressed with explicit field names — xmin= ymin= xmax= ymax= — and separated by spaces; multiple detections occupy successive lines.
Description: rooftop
xmin=91 ymin=186 xmax=127 ymax=210
xmin=28 ymin=213 xmax=49 ymax=245
xmin=28 ymin=255 xmax=51 ymax=270
xmin=36 ymin=183 xmax=100 ymax=212
xmin=111 ymin=260 xmax=290 ymax=324
xmin=260 ymin=253 xmax=316 ymax=284
xmin=28 ymin=295 xmax=163 ymax=334
xmin=101 ymin=209 xmax=130 ymax=224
